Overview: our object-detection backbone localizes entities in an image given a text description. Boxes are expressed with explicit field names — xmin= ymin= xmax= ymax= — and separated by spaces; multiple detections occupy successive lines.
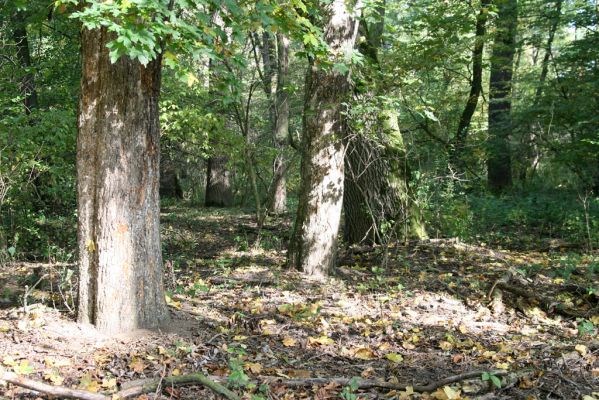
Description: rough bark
xmin=77 ymin=27 xmax=169 ymax=334
xmin=288 ymin=0 xmax=362 ymax=278
xmin=452 ymin=0 xmax=491 ymax=167
xmin=487 ymin=0 xmax=518 ymax=193
xmin=343 ymin=1 xmax=427 ymax=244
xmin=205 ymin=155 xmax=233 ymax=207
xmin=11 ymin=11 xmax=38 ymax=115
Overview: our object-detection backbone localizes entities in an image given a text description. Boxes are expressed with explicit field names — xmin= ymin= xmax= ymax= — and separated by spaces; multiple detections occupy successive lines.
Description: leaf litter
xmin=0 ymin=206 xmax=597 ymax=399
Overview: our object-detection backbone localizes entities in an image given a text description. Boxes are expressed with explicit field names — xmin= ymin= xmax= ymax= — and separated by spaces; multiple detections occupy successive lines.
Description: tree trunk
xmin=11 ymin=11 xmax=38 ymax=115
xmin=288 ymin=0 xmax=362 ymax=278
xmin=487 ymin=0 xmax=518 ymax=193
xmin=159 ymin=155 xmax=183 ymax=199
xmin=77 ymin=28 xmax=169 ymax=334
xmin=523 ymin=0 xmax=562 ymax=180
xmin=205 ymin=155 xmax=233 ymax=207
xmin=269 ymin=33 xmax=290 ymax=214
xmin=452 ymin=0 xmax=490 ymax=167
xmin=343 ymin=0 xmax=427 ymax=245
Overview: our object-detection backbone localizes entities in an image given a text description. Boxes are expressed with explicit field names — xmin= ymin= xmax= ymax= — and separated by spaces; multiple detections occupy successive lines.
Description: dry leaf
xmin=353 ymin=347 xmax=375 ymax=360
xmin=282 ymin=337 xmax=297 ymax=347
xmin=129 ymin=358 xmax=146 ymax=373
xmin=308 ymin=335 xmax=335 ymax=346
xmin=244 ymin=362 xmax=263 ymax=374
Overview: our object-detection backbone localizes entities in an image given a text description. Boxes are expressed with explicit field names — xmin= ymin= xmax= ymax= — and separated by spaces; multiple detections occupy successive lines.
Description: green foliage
xmin=340 ymin=377 xmax=360 ymax=400
xmin=577 ymin=319 xmax=595 ymax=337
xmin=481 ymin=371 xmax=502 ymax=389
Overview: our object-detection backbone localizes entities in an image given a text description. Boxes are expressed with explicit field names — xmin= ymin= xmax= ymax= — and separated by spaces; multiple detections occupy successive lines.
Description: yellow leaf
xmin=44 ymin=371 xmax=64 ymax=385
xmin=165 ymin=295 xmax=181 ymax=309
xmin=244 ymin=362 xmax=263 ymax=374
xmin=432 ymin=386 xmax=461 ymax=400
xmin=282 ymin=337 xmax=297 ymax=347
xmin=14 ymin=360 xmax=34 ymax=375
xmin=233 ymin=335 xmax=248 ymax=341
xmin=385 ymin=353 xmax=404 ymax=364
xmin=495 ymin=362 xmax=510 ymax=370
xmin=3 ymin=356 xmax=16 ymax=366
xmin=458 ymin=324 xmax=468 ymax=334
xmin=439 ymin=341 xmax=454 ymax=351
xmin=172 ymin=368 xmax=180 ymax=376
xmin=308 ymin=335 xmax=334 ymax=346
xmin=399 ymin=385 xmax=414 ymax=399
xmin=402 ymin=341 xmax=416 ymax=350
xmin=575 ymin=344 xmax=588 ymax=356
xmin=353 ymin=347 xmax=375 ymax=360
xmin=101 ymin=377 xmax=117 ymax=389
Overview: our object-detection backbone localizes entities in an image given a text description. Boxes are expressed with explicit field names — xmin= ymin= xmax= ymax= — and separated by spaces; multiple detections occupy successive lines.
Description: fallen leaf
xmin=353 ymin=347 xmax=375 ymax=360
xmin=282 ymin=337 xmax=297 ymax=347
xmin=575 ymin=344 xmax=588 ymax=356
xmin=244 ymin=362 xmax=263 ymax=374
xmin=129 ymin=358 xmax=146 ymax=373
xmin=385 ymin=353 xmax=404 ymax=364
xmin=308 ymin=335 xmax=334 ymax=346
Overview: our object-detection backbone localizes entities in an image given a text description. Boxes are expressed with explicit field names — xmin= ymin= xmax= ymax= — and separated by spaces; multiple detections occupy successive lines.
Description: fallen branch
xmin=0 ymin=368 xmax=106 ymax=400
xmin=119 ymin=372 xmax=240 ymax=399
xmin=2 ymin=367 xmax=532 ymax=399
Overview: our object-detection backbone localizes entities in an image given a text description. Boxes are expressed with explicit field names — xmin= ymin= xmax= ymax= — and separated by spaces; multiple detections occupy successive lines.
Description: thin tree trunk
xmin=77 ymin=27 xmax=169 ymax=334
xmin=288 ymin=0 xmax=362 ymax=278
xmin=525 ymin=0 xmax=562 ymax=180
xmin=452 ymin=0 xmax=490 ymax=167
xmin=269 ymin=33 xmax=290 ymax=214
xmin=487 ymin=0 xmax=518 ymax=193
xmin=11 ymin=11 xmax=38 ymax=115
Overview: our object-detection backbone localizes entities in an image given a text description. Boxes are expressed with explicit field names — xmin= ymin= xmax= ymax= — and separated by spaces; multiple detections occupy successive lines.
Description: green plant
xmin=577 ymin=319 xmax=595 ymax=336
xmin=340 ymin=377 xmax=360 ymax=400
xmin=481 ymin=371 xmax=502 ymax=389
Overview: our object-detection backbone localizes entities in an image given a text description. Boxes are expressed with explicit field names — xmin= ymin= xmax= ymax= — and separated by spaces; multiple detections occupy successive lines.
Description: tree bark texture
xmin=205 ymin=155 xmax=233 ymax=207
xmin=453 ymin=0 xmax=490 ymax=167
xmin=288 ymin=0 xmax=362 ymax=278
xmin=343 ymin=1 xmax=427 ymax=244
xmin=11 ymin=11 xmax=38 ymax=115
xmin=77 ymin=27 xmax=169 ymax=334
xmin=487 ymin=0 xmax=518 ymax=193
xmin=345 ymin=115 xmax=428 ymax=244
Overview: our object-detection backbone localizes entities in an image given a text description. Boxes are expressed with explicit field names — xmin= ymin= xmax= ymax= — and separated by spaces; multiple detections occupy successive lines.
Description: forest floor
xmin=0 ymin=204 xmax=598 ymax=399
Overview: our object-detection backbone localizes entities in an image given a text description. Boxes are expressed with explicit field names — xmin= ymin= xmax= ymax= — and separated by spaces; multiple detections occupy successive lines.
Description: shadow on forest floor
xmin=0 ymin=204 xmax=597 ymax=399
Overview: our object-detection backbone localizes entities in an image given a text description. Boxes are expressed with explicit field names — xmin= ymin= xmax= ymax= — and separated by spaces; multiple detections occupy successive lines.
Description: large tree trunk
xmin=343 ymin=0 xmax=427 ymax=245
xmin=487 ymin=0 xmax=518 ymax=193
xmin=11 ymin=11 xmax=38 ymax=115
xmin=288 ymin=0 xmax=362 ymax=278
xmin=205 ymin=155 xmax=233 ymax=207
xmin=452 ymin=0 xmax=490 ymax=168
xmin=77 ymin=28 xmax=169 ymax=334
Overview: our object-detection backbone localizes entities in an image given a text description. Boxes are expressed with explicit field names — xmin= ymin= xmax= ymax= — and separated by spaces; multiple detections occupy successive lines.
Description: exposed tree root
xmin=0 ymin=367 xmax=531 ymax=399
